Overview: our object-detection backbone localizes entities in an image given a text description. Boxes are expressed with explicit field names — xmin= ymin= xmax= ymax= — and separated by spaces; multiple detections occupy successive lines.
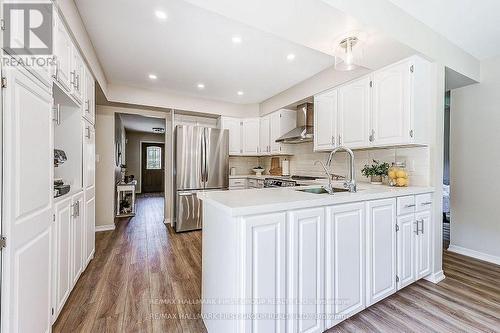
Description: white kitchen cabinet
xmin=71 ymin=192 xmax=84 ymax=286
xmin=287 ymin=208 xmax=325 ymax=333
xmin=366 ymin=199 xmax=397 ymax=306
xmin=243 ymin=213 xmax=287 ymax=333
xmin=259 ymin=115 xmax=271 ymax=155
xmin=270 ymin=109 xmax=296 ymax=154
xmin=338 ymin=76 xmax=371 ymax=148
xmin=2 ymin=65 xmax=54 ymax=333
xmin=83 ymin=66 xmax=96 ymax=124
xmin=54 ymin=13 xmax=73 ymax=92
xmin=314 ymin=89 xmax=338 ymax=151
xmin=221 ymin=117 xmax=242 ymax=155
xmin=229 ymin=178 xmax=247 ymax=190
xmin=397 ymin=214 xmax=416 ymax=289
xmin=83 ymin=120 xmax=96 ymax=263
xmin=416 ymin=210 xmax=432 ymax=279
xmin=70 ymin=43 xmax=84 ymax=103
xmin=325 ymin=203 xmax=366 ymax=328
xmin=241 ymin=118 xmax=260 ymax=155
xmin=54 ymin=197 xmax=72 ymax=317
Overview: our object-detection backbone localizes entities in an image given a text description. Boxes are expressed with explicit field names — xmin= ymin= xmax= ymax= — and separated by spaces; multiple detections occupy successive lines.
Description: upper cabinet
xmin=220 ymin=109 xmax=295 ymax=156
xmin=70 ymin=44 xmax=84 ymax=103
xmin=314 ymin=56 xmax=431 ymax=151
xmin=314 ymin=89 xmax=338 ymax=151
xmin=54 ymin=14 xmax=73 ymax=92
xmin=83 ymin=66 xmax=96 ymax=124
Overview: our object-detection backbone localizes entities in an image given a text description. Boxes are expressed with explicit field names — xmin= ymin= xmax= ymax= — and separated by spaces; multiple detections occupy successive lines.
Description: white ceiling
xmin=119 ymin=114 xmax=166 ymax=134
xmin=388 ymin=0 xmax=500 ymax=60
xmin=75 ymin=0 xmax=337 ymax=104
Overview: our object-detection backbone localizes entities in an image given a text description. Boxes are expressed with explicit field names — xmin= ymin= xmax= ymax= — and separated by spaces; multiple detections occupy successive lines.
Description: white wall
xmin=125 ymin=131 xmax=165 ymax=193
xmin=449 ymin=56 xmax=500 ymax=264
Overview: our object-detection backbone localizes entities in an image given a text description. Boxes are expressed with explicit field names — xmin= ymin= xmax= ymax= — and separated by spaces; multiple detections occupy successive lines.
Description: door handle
xmin=414 ymin=220 xmax=419 ymax=235
xmin=178 ymin=192 xmax=194 ymax=196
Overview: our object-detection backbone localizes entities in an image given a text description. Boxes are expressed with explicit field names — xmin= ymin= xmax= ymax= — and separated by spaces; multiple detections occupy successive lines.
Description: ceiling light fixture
xmin=197 ymin=83 xmax=205 ymax=89
xmin=231 ymin=35 xmax=242 ymax=44
xmin=155 ymin=10 xmax=167 ymax=20
xmin=286 ymin=53 xmax=296 ymax=61
xmin=237 ymin=91 xmax=244 ymax=96
xmin=148 ymin=74 xmax=158 ymax=80
xmin=334 ymin=36 xmax=363 ymax=71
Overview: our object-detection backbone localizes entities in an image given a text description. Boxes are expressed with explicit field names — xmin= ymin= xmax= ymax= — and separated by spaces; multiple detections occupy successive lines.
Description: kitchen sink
xmin=296 ymin=187 xmax=349 ymax=194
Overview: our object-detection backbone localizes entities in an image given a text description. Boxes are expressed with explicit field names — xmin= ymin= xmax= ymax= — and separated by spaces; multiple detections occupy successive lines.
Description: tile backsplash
xmin=230 ymin=142 xmax=430 ymax=186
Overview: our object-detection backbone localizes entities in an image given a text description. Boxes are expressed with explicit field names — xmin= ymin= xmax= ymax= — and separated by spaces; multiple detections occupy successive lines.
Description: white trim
xmin=448 ymin=244 xmax=500 ymax=266
xmin=95 ymin=224 xmax=116 ymax=232
xmin=424 ymin=270 xmax=445 ymax=284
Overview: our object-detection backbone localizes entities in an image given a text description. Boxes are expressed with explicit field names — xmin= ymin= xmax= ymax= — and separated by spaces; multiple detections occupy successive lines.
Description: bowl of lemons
xmin=388 ymin=162 xmax=409 ymax=187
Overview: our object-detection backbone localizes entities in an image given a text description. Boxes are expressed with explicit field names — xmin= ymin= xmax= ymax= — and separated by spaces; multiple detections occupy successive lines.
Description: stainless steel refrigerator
xmin=174 ymin=125 xmax=229 ymax=232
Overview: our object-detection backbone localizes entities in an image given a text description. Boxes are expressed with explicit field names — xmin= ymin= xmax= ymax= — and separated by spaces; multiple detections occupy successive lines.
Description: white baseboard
xmin=448 ymin=244 xmax=500 ymax=265
xmin=424 ymin=270 xmax=446 ymax=284
xmin=95 ymin=224 xmax=115 ymax=232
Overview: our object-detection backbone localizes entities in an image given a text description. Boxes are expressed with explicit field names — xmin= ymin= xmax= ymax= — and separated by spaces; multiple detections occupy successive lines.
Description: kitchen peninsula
xmin=199 ymin=183 xmax=435 ymax=333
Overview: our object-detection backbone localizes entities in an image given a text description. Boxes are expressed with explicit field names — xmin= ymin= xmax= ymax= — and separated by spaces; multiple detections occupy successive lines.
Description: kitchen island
xmin=198 ymin=183 xmax=435 ymax=333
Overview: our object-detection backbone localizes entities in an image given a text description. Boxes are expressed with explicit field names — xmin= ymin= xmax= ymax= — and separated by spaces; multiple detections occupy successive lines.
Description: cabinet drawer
xmin=416 ymin=193 xmax=433 ymax=211
xmin=229 ymin=178 xmax=247 ymax=188
xmin=397 ymin=196 xmax=416 ymax=216
xmin=247 ymin=179 xmax=258 ymax=188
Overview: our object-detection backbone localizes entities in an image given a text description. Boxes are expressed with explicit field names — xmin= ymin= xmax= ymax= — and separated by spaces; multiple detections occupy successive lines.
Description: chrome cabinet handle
xmin=338 ymin=135 xmax=342 ymax=145
xmin=421 ymin=202 xmax=432 ymax=206
xmin=410 ymin=130 xmax=414 ymax=138
xmin=85 ymin=126 xmax=91 ymax=139
xmin=405 ymin=204 xmax=416 ymax=208
xmin=416 ymin=219 xmax=424 ymax=234
xmin=414 ymin=220 xmax=419 ymax=235
xmin=85 ymin=100 xmax=90 ymax=113
xmin=331 ymin=136 xmax=335 ymax=146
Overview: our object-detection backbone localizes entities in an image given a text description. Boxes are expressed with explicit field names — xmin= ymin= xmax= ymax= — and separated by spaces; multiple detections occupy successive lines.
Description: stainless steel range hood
xmin=275 ymin=103 xmax=314 ymax=144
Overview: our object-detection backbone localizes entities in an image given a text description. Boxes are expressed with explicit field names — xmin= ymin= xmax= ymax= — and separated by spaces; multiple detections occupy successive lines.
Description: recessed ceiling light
xmin=287 ymin=53 xmax=296 ymax=61
xmin=237 ymin=91 xmax=244 ymax=96
xmin=155 ymin=10 xmax=167 ymax=20
xmin=232 ymin=36 xmax=242 ymax=44
xmin=148 ymin=74 xmax=158 ymax=80
xmin=197 ymin=83 xmax=205 ymax=89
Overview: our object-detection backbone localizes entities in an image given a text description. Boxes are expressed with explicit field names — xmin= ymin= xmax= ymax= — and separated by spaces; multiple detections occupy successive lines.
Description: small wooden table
xmin=116 ymin=180 xmax=137 ymax=217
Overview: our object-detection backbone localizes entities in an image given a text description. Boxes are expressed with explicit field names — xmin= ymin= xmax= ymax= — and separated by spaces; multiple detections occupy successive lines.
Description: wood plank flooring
xmin=54 ymin=195 xmax=500 ymax=333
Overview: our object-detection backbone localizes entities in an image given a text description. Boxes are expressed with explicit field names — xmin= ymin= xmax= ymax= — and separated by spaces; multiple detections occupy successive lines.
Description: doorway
xmin=443 ymin=91 xmax=451 ymax=248
xmin=142 ymin=142 xmax=165 ymax=193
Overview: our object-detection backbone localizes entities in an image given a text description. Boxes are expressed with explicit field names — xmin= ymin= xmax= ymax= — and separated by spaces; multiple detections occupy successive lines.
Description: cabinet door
xmin=314 ymin=90 xmax=337 ymax=151
xmin=242 ymin=118 xmax=260 ymax=155
xmin=85 ymin=194 xmax=96 ymax=264
xmin=269 ymin=112 xmax=282 ymax=153
xmin=54 ymin=14 xmax=72 ymax=92
xmin=71 ymin=193 xmax=84 ymax=286
xmin=338 ymin=77 xmax=371 ymax=148
xmin=416 ymin=211 xmax=432 ymax=279
xmin=55 ymin=198 xmax=72 ymax=316
xmin=243 ymin=213 xmax=286 ymax=333
xmin=287 ymin=208 xmax=324 ymax=333
xmin=325 ymin=203 xmax=365 ymax=328
xmin=2 ymin=66 xmax=53 ymax=333
xmin=83 ymin=66 xmax=95 ymax=124
xmin=372 ymin=61 xmax=411 ymax=145
xmin=366 ymin=199 xmax=397 ymax=306
xmin=259 ymin=116 xmax=271 ymax=155
xmin=221 ymin=117 xmax=241 ymax=155
xmin=397 ymin=214 xmax=416 ymax=289
xmin=83 ymin=122 xmax=96 ymax=191
xmin=70 ymin=44 xmax=84 ymax=103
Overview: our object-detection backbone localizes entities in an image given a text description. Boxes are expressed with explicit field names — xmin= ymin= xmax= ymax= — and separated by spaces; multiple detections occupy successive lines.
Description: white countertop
xmin=229 ymin=174 xmax=267 ymax=179
xmin=198 ymin=183 xmax=434 ymax=216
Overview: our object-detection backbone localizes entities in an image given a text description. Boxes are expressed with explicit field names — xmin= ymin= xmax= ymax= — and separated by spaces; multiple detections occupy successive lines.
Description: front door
xmin=142 ymin=143 xmax=165 ymax=193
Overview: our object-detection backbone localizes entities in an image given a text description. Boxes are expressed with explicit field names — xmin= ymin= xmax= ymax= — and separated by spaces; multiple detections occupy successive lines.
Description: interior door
xmin=204 ymin=128 xmax=229 ymax=190
xmin=2 ymin=65 xmax=54 ymax=333
xmin=142 ymin=142 xmax=165 ymax=193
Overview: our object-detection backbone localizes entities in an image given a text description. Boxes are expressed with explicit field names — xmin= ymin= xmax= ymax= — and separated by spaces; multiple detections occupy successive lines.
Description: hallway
xmin=53 ymin=194 xmax=206 ymax=332
xmin=54 ymin=194 xmax=500 ymax=333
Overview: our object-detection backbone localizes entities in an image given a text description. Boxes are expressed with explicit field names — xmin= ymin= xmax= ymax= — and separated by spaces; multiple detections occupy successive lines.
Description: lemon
xmin=388 ymin=170 xmax=397 ymax=179
xmin=396 ymin=170 xmax=408 ymax=179
xmin=396 ymin=177 xmax=408 ymax=187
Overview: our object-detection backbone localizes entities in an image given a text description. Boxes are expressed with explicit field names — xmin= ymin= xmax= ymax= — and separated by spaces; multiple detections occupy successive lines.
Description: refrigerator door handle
xmin=201 ymin=131 xmax=206 ymax=183
xmin=204 ymin=128 xmax=208 ymax=183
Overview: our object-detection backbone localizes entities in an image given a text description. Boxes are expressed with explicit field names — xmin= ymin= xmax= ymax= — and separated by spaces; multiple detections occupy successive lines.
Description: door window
xmin=146 ymin=146 xmax=162 ymax=169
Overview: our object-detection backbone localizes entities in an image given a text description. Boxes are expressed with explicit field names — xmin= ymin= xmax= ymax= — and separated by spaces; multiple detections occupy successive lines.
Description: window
xmin=146 ymin=146 xmax=162 ymax=169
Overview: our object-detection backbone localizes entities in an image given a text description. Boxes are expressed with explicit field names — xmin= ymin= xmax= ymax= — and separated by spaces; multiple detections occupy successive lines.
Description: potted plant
xmin=361 ymin=160 xmax=390 ymax=185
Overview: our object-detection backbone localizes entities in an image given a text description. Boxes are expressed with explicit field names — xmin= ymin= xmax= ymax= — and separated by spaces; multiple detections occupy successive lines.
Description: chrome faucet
xmin=314 ymin=160 xmax=335 ymax=195
xmin=327 ymin=146 xmax=357 ymax=193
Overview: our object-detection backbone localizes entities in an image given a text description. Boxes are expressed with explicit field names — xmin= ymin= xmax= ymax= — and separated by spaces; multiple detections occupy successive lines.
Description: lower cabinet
xmin=416 ymin=210 xmax=432 ymax=279
xmin=397 ymin=214 xmax=417 ymax=289
xmin=287 ymin=208 xmax=325 ymax=333
xmin=71 ymin=192 xmax=84 ymax=286
xmin=366 ymin=199 xmax=397 ymax=306
xmin=85 ymin=191 xmax=96 ymax=264
xmin=325 ymin=203 xmax=365 ymax=328
xmin=243 ymin=213 xmax=287 ymax=333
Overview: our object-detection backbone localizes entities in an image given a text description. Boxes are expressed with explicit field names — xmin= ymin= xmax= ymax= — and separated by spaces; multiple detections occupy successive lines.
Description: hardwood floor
xmin=54 ymin=195 xmax=500 ymax=333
